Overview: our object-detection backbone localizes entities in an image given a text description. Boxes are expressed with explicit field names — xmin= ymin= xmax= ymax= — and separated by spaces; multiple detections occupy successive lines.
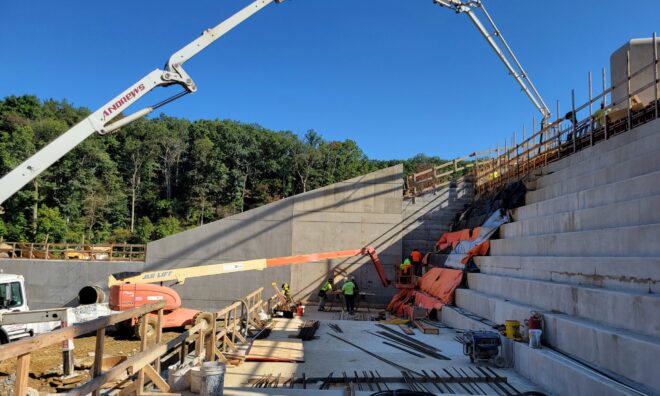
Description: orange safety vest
xmin=410 ymin=250 xmax=422 ymax=262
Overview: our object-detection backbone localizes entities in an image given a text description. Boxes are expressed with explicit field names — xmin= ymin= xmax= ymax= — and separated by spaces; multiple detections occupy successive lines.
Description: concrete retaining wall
xmin=145 ymin=165 xmax=405 ymax=309
xmin=0 ymin=260 xmax=145 ymax=309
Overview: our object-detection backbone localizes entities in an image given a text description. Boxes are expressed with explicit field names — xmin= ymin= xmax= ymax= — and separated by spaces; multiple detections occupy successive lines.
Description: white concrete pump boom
xmin=434 ymin=0 xmax=551 ymax=123
xmin=0 ymin=0 xmax=284 ymax=205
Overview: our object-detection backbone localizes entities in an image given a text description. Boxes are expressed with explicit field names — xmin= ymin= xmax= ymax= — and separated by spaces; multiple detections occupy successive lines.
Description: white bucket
xmin=201 ymin=361 xmax=226 ymax=396
xmin=167 ymin=364 xmax=191 ymax=391
xmin=190 ymin=367 xmax=203 ymax=393
xmin=529 ymin=329 xmax=542 ymax=349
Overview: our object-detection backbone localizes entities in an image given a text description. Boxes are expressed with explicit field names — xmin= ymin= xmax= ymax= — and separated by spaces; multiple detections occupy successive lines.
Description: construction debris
xmin=296 ymin=320 xmax=320 ymax=341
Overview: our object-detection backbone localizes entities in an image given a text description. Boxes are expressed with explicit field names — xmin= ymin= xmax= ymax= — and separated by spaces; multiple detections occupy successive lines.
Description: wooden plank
xmin=413 ymin=320 xmax=439 ymax=335
xmin=143 ymin=364 xmax=170 ymax=392
xmin=0 ymin=301 xmax=165 ymax=361
xmin=91 ymin=327 xmax=105 ymax=396
xmin=246 ymin=339 xmax=304 ymax=362
xmin=398 ymin=324 xmax=414 ymax=335
xmin=14 ymin=353 xmax=30 ymax=396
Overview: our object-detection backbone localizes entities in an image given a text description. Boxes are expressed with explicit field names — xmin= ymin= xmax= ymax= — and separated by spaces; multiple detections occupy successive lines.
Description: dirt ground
xmin=0 ymin=330 xmax=181 ymax=395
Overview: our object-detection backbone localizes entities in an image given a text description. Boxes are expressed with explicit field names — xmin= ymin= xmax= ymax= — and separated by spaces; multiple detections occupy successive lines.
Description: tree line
xmin=0 ymin=95 xmax=449 ymax=244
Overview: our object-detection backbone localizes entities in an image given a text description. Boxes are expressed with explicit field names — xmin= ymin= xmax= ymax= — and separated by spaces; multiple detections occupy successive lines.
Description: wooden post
xmin=155 ymin=308 xmax=163 ymax=372
xmin=206 ymin=313 xmax=218 ymax=362
xmin=14 ymin=353 xmax=31 ymax=396
xmin=91 ymin=327 xmax=106 ymax=396
xmin=136 ymin=316 xmax=148 ymax=395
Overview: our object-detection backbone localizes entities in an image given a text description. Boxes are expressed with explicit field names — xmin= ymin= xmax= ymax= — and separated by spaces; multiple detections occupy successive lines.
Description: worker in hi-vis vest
xmin=318 ymin=278 xmax=334 ymax=311
xmin=400 ymin=258 xmax=412 ymax=274
xmin=342 ymin=278 xmax=356 ymax=314
xmin=410 ymin=248 xmax=423 ymax=277
xmin=281 ymin=282 xmax=292 ymax=303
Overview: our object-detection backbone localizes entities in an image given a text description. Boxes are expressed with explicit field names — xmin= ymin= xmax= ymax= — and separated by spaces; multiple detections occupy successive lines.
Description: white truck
xmin=0 ymin=273 xmax=32 ymax=343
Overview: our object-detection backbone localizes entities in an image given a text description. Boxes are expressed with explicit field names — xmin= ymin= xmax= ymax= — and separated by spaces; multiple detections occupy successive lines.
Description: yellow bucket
xmin=504 ymin=320 xmax=520 ymax=340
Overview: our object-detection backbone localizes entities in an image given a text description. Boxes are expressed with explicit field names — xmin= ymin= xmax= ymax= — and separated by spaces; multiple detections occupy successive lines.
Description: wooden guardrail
xmin=0 ymin=287 xmax=276 ymax=396
xmin=405 ymin=155 xmax=476 ymax=198
xmin=0 ymin=302 xmax=165 ymax=396
xmin=0 ymin=242 xmax=146 ymax=262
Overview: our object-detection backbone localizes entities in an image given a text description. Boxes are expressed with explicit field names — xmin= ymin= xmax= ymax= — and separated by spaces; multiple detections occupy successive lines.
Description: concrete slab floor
xmin=221 ymin=309 xmax=543 ymax=395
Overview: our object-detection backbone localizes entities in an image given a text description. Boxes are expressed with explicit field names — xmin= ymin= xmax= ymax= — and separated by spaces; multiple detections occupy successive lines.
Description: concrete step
xmin=536 ymin=118 xmax=660 ymax=188
xmin=453 ymin=288 xmax=660 ymax=394
xmin=528 ymin=142 xmax=660 ymax=204
xmin=465 ymin=272 xmax=660 ymax=339
xmin=514 ymin=168 xmax=660 ymax=221
xmin=502 ymin=193 xmax=660 ymax=239
xmin=491 ymin=222 xmax=660 ymax=258
xmin=540 ymin=117 xmax=660 ymax=176
xmin=440 ymin=306 xmax=644 ymax=396
xmin=474 ymin=255 xmax=660 ymax=293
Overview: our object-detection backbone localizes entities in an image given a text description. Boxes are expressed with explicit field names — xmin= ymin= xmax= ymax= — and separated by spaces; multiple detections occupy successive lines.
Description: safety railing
xmin=0 ymin=301 xmax=165 ymax=396
xmin=0 ymin=242 xmax=147 ymax=262
xmin=473 ymin=33 xmax=660 ymax=195
xmin=405 ymin=155 xmax=476 ymax=198
xmin=0 ymin=287 xmax=276 ymax=396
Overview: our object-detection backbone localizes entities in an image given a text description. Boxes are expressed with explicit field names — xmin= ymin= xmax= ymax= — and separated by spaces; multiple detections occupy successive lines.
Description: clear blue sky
xmin=0 ymin=1 xmax=656 ymax=160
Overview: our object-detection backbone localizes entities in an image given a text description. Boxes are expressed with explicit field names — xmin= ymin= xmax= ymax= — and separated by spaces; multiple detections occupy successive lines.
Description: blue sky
xmin=0 ymin=1 xmax=656 ymax=159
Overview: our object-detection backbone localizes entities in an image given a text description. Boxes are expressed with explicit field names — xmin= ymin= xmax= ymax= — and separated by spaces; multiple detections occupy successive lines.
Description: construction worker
xmin=593 ymin=103 xmax=610 ymax=130
xmin=410 ymin=248 xmax=423 ymax=277
xmin=342 ymin=278 xmax=356 ymax=314
xmin=318 ymin=278 xmax=333 ymax=311
xmin=400 ymin=258 xmax=412 ymax=275
xmin=281 ymin=282 xmax=292 ymax=303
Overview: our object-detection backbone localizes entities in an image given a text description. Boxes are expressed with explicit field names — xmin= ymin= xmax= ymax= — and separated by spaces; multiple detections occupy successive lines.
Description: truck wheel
xmin=135 ymin=316 xmax=158 ymax=340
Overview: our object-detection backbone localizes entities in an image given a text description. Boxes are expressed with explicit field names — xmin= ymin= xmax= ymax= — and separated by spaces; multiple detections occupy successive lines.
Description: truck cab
xmin=0 ymin=274 xmax=31 ymax=343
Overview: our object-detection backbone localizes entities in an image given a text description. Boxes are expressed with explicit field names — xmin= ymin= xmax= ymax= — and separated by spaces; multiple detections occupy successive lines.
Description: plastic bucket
xmin=529 ymin=329 xmax=542 ymax=349
xmin=504 ymin=320 xmax=520 ymax=340
xmin=296 ymin=305 xmax=305 ymax=316
xmin=190 ymin=367 xmax=202 ymax=393
xmin=201 ymin=361 xmax=226 ymax=396
xmin=167 ymin=364 xmax=191 ymax=391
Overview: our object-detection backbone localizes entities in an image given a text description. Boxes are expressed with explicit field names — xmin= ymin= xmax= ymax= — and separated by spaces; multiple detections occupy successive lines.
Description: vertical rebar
xmin=603 ymin=67 xmax=609 ymax=139
xmin=571 ymin=89 xmax=577 ymax=153
xmin=654 ymin=32 xmax=659 ymax=119
xmin=626 ymin=49 xmax=632 ymax=130
xmin=589 ymin=71 xmax=594 ymax=145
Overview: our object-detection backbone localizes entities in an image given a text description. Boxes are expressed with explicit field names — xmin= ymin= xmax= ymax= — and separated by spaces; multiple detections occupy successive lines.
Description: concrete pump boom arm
xmin=0 ymin=0 xmax=283 ymax=206
xmin=107 ymin=247 xmax=390 ymax=288
xmin=433 ymin=0 xmax=551 ymax=122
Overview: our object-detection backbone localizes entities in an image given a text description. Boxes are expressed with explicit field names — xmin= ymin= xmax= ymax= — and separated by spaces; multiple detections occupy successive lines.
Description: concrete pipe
xmin=78 ymin=285 xmax=105 ymax=305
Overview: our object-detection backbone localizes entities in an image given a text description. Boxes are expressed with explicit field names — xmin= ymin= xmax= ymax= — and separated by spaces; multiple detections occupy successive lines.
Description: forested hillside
xmin=0 ymin=95 xmax=448 ymax=244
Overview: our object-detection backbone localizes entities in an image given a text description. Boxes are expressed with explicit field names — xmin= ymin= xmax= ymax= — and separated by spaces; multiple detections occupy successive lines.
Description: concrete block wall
xmin=443 ymin=118 xmax=660 ymax=395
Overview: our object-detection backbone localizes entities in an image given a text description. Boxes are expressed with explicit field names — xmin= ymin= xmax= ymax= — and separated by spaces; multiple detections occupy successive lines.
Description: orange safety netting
xmin=387 ymin=267 xmax=463 ymax=317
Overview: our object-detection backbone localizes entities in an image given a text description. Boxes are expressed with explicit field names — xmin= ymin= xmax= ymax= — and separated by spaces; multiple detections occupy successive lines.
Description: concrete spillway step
xmin=474 ymin=255 xmax=660 ymax=293
xmin=452 ymin=288 xmax=660 ymax=394
xmin=539 ymin=117 xmax=660 ymax=177
xmin=502 ymin=193 xmax=660 ymax=239
xmin=491 ymin=222 xmax=660 ymax=258
xmin=466 ymin=272 xmax=660 ymax=338
xmin=528 ymin=142 xmax=660 ymax=204
xmin=440 ymin=306 xmax=645 ymax=396
xmin=514 ymin=167 xmax=660 ymax=221
xmin=536 ymin=118 xmax=660 ymax=188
